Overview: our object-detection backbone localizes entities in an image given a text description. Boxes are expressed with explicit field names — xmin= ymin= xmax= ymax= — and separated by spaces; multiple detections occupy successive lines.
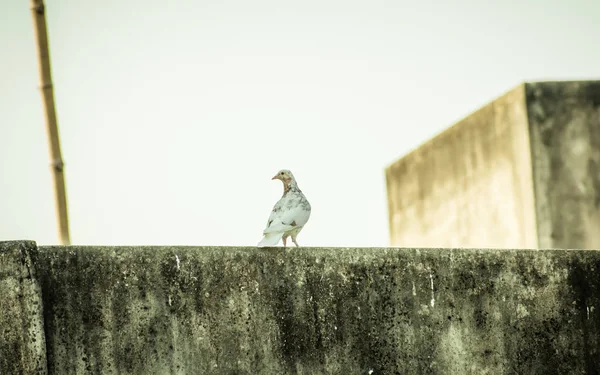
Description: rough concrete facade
xmin=386 ymin=80 xmax=600 ymax=249
xmin=526 ymin=81 xmax=600 ymax=249
xmin=0 ymin=241 xmax=47 ymax=374
xmin=2 ymin=241 xmax=600 ymax=374
xmin=386 ymin=84 xmax=537 ymax=249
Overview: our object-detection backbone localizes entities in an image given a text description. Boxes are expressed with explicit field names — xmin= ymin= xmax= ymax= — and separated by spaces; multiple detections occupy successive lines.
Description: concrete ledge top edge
xmin=524 ymin=79 xmax=600 ymax=85
xmin=34 ymin=244 xmax=598 ymax=252
xmin=0 ymin=240 xmax=37 ymax=251
xmin=0 ymin=239 xmax=37 ymax=245
xmin=3 ymin=241 xmax=597 ymax=252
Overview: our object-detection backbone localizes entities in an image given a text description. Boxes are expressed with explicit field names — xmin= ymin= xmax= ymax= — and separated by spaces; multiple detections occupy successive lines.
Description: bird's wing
xmin=279 ymin=202 xmax=310 ymax=227
xmin=263 ymin=197 xmax=310 ymax=234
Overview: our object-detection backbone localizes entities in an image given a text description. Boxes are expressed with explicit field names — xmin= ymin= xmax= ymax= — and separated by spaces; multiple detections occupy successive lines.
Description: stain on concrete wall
xmin=28 ymin=244 xmax=600 ymax=374
xmin=526 ymin=81 xmax=600 ymax=249
xmin=0 ymin=241 xmax=47 ymax=374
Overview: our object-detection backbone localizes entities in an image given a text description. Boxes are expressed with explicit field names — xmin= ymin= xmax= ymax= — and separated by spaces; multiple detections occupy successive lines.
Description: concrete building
xmin=385 ymin=80 xmax=600 ymax=249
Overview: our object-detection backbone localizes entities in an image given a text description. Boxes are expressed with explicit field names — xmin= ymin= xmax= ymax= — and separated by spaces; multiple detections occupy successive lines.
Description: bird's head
xmin=272 ymin=169 xmax=294 ymax=183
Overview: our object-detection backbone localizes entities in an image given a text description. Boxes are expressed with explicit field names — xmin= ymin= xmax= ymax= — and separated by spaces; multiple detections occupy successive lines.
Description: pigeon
xmin=257 ymin=169 xmax=311 ymax=247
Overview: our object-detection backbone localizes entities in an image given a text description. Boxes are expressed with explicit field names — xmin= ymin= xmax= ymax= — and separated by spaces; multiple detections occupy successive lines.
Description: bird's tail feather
xmin=257 ymin=232 xmax=283 ymax=247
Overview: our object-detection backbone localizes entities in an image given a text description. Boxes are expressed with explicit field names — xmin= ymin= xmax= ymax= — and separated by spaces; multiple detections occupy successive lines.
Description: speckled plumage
xmin=257 ymin=169 xmax=311 ymax=247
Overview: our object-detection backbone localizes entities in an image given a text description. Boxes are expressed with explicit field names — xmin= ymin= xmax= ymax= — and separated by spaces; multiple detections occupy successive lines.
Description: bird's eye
xmin=280 ymin=172 xmax=284 ymax=175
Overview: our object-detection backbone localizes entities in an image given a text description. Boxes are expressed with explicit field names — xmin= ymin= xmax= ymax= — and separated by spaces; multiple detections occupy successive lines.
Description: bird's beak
xmin=271 ymin=175 xmax=279 ymax=180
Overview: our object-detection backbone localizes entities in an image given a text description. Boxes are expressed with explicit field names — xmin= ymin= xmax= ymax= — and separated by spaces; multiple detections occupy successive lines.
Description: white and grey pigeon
xmin=257 ymin=169 xmax=311 ymax=247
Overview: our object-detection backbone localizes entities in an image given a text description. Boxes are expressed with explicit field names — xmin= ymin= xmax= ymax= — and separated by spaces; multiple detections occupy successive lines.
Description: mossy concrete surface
xmin=3 ymin=241 xmax=600 ymax=374
xmin=0 ymin=241 xmax=47 ymax=374
xmin=526 ymin=81 xmax=600 ymax=249
xmin=29 ymin=244 xmax=599 ymax=374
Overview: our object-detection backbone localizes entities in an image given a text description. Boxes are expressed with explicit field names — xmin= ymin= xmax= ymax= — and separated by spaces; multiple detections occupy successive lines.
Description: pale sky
xmin=1 ymin=0 xmax=599 ymax=247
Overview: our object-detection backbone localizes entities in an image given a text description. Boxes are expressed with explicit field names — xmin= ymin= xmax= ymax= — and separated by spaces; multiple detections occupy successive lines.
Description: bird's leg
xmin=292 ymin=236 xmax=299 ymax=247
xmin=282 ymin=236 xmax=287 ymax=248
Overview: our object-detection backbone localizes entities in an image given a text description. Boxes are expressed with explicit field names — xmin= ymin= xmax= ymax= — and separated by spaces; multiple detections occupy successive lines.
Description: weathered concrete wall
xmin=0 ymin=241 xmax=47 ymax=374
xmin=385 ymin=84 xmax=538 ymax=248
xmin=25 ymin=243 xmax=600 ymax=374
xmin=526 ymin=81 xmax=600 ymax=249
xmin=386 ymin=80 xmax=600 ymax=249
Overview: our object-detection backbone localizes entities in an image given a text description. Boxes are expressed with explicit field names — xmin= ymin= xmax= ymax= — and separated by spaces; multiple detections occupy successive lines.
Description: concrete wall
xmin=386 ymin=80 xmax=600 ymax=249
xmin=526 ymin=81 xmax=600 ymax=249
xmin=0 ymin=241 xmax=47 ymax=374
xmin=385 ymin=84 xmax=538 ymax=248
xmin=3 ymin=241 xmax=600 ymax=374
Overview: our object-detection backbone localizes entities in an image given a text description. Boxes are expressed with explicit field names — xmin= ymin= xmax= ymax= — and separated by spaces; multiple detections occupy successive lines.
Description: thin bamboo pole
xmin=30 ymin=0 xmax=71 ymax=245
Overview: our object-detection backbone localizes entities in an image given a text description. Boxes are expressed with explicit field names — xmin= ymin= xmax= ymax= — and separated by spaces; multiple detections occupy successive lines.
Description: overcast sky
xmin=1 ymin=0 xmax=599 ymax=247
